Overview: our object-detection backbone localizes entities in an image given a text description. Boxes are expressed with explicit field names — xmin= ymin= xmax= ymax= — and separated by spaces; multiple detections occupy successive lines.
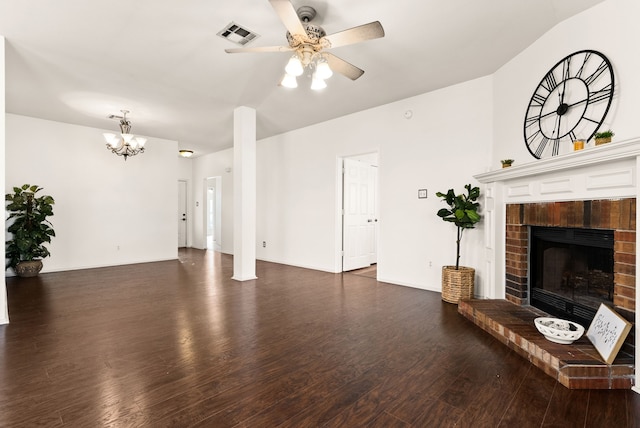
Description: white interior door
xmin=342 ymin=158 xmax=376 ymax=271
xmin=178 ymin=180 xmax=187 ymax=248
xmin=206 ymin=185 xmax=215 ymax=249
xmin=204 ymin=176 xmax=222 ymax=252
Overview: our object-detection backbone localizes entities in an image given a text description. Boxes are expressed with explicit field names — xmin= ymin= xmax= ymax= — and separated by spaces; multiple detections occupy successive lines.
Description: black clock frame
xmin=523 ymin=49 xmax=614 ymax=159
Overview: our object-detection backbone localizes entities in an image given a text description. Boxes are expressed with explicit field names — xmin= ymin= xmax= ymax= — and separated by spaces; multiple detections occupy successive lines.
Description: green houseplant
xmin=436 ymin=184 xmax=481 ymax=303
xmin=5 ymin=184 xmax=55 ymax=277
xmin=500 ymin=159 xmax=514 ymax=168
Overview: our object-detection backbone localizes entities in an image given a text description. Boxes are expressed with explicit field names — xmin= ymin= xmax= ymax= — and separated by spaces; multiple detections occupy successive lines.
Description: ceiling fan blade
xmin=225 ymin=45 xmax=293 ymax=54
xmin=269 ymin=0 xmax=309 ymax=41
xmin=322 ymin=21 xmax=385 ymax=49
xmin=325 ymin=53 xmax=364 ymax=81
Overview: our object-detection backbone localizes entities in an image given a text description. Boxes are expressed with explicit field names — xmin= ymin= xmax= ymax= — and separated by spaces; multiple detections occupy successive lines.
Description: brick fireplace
xmin=470 ymin=138 xmax=640 ymax=390
xmin=505 ymin=199 xmax=636 ymax=355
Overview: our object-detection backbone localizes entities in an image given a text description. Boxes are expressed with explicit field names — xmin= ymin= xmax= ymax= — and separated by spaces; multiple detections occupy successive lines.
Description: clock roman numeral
xmin=569 ymin=130 xmax=577 ymax=142
xmin=551 ymin=139 xmax=560 ymax=156
xmin=525 ymin=113 xmax=540 ymax=128
xmin=589 ymin=84 xmax=613 ymax=104
xmin=541 ymin=72 xmax=558 ymax=92
xmin=534 ymin=137 xmax=549 ymax=158
xmin=584 ymin=60 xmax=609 ymax=86
xmin=526 ymin=128 xmax=541 ymax=144
xmin=575 ymin=52 xmax=592 ymax=78
xmin=562 ymin=57 xmax=571 ymax=81
xmin=531 ymin=92 xmax=546 ymax=106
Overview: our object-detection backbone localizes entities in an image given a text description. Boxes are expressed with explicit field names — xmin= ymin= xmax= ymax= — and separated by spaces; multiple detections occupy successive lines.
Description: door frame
xmin=203 ymin=176 xmax=222 ymax=252
xmin=335 ymin=152 xmax=379 ymax=274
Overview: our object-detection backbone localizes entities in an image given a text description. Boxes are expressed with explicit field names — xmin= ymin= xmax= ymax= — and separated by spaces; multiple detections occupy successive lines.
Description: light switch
xmin=418 ymin=189 xmax=427 ymax=199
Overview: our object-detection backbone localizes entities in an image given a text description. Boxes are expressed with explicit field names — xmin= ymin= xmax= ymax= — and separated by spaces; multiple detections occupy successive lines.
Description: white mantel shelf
xmin=475 ymin=137 xmax=640 ymax=183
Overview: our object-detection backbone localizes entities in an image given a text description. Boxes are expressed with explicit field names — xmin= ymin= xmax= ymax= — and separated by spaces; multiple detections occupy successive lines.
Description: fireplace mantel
xmin=476 ymin=137 xmax=640 ymax=184
xmin=473 ymin=137 xmax=640 ymax=393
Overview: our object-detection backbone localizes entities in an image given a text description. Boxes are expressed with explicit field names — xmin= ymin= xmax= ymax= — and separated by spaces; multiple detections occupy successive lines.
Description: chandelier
xmin=103 ymin=110 xmax=147 ymax=160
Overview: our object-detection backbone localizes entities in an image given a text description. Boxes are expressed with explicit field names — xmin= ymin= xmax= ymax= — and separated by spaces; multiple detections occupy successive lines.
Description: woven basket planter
xmin=441 ymin=266 xmax=475 ymax=304
xmin=595 ymin=136 xmax=612 ymax=146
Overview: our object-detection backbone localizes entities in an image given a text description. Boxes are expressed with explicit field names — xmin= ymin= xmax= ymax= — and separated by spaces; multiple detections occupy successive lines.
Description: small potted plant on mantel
xmin=500 ymin=159 xmax=514 ymax=168
xmin=5 ymin=184 xmax=56 ymax=277
xmin=436 ymin=184 xmax=482 ymax=304
xmin=594 ymin=130 xmax=614 ymax=146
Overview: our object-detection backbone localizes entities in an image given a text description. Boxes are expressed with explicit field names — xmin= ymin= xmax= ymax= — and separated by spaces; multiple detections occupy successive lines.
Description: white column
xmin=0 ymin=37 xmax=9 ymax=324
xmin=232 ymin=106 xmax=257 ymax=281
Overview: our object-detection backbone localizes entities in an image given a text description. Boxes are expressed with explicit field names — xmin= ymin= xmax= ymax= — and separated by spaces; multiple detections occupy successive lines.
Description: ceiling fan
xmin=225 ymin=0 xmax=385 ymax=89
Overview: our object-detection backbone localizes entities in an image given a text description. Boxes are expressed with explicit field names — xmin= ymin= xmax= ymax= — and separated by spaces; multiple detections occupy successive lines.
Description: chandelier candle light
xmin=103 ymin=110 xmax=147 ymax=160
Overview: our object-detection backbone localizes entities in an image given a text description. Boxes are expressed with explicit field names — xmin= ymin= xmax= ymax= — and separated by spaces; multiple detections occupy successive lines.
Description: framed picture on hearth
xmin=586 ymin=303 xmax=632 ymax=364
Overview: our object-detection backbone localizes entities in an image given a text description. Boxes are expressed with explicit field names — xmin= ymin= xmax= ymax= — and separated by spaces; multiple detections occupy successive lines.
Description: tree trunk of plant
xmin=455 ymin=227 xmax=463 ymax=270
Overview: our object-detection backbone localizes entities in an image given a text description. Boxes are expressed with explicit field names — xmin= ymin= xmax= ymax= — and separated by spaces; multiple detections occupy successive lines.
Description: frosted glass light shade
xmin=310 ymin=74 xmax=327 ymax=91
xmin=316 ymin=61 xmax=333 ymax=80
xmin=103 ymin=133 xmax=117 ymax=144
xmin=122 ymin=133 xmax=134 ymax=143
xmin=281 ymin=73 xmax=298 ymax=88
xmin=285 ymin=56 xmax=304 ymax=76
xmin=135 ymin=137 xmax=147 ymax=147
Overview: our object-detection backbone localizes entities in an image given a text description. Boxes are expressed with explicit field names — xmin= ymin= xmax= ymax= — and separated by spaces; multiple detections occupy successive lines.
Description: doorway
xmin=341 ymin=153 xmax=379 ymax=273
xmin=205 ymin=177 xmax=222 ymax=251
xmin=178 ymin=180 xmax=188 ymax=248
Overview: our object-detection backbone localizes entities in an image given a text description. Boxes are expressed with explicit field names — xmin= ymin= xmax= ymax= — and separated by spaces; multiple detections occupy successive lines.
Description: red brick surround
xmin=505 ymin=199 xmax=636 ymax=317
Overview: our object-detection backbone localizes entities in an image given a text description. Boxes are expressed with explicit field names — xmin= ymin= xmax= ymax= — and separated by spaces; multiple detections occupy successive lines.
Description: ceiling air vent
xmin=217 ymin=22 xmax=260 ymax=46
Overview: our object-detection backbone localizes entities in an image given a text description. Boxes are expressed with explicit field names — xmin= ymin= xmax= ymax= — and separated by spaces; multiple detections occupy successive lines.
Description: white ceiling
xmin=0 ymin=0 xmax=603 ymax=157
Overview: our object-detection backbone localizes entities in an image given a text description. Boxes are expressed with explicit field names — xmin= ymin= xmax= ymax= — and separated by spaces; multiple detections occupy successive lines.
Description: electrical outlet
xmin=262 ymin=241 xmax=266 ymax=248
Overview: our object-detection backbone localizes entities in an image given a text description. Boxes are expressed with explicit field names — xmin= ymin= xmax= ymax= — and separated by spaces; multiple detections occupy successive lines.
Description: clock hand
xmin=538 ymin=95 xmax=590 ymax=120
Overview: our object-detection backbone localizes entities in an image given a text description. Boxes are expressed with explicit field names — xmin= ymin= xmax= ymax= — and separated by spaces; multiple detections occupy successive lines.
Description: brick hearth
xmin=459 ymin=299 xmax=635 ymax=389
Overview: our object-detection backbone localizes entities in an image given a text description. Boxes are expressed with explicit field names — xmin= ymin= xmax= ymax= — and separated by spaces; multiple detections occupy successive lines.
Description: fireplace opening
xmin=529 ymin=226 xmax=614 ymax=327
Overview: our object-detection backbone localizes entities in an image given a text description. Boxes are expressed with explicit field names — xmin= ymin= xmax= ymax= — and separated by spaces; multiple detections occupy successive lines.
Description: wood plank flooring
xmin=1 ymin=248 xmax=638 ymax=427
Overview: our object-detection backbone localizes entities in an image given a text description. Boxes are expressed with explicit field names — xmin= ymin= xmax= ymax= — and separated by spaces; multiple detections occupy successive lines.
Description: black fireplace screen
xmin=529 ymin=226 xmax=614 ymax=327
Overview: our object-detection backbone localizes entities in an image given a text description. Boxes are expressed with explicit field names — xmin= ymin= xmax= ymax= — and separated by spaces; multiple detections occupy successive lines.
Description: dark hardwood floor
xmin=1 ymin=249 xmax=638 ymax=427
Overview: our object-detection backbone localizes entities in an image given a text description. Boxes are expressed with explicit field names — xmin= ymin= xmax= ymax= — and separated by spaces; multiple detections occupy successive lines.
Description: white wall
xmin=0 ymin=37 xmax=8 ymax=323
xmin=5 ymin=114 xmax=179 ymax=273
xmin=493 ymin=0 xmax=640 ymax=166
xmin=192 ymin=76 xmax=493 ymax=293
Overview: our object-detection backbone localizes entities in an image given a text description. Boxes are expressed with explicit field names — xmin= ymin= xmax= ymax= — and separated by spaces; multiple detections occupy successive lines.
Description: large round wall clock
xmin=523 ymin=49 xmax=614 ymax=159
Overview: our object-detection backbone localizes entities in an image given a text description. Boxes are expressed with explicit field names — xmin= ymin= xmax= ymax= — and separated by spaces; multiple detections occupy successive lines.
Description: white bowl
xmin=534 ymin=317 xmax=585 ymax=344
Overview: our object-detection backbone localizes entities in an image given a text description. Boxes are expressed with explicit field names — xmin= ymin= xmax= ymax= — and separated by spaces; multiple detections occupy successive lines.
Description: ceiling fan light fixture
xmin=310 ymin=74 xmax=327 ymax=91
xmin=281 ymin=73 xmax=298 ymax=88
xmin=315 ymin=59 xmax=333 ymax=80
xmin=285 ymin=55 xmax=304 ymax=77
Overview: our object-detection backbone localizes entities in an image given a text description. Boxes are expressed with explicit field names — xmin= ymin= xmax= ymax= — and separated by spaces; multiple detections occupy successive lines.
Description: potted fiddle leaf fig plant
xmin=5 ymin=184 xmax=55 ymax=277
xmin=436 ymin=184 xmax=481 ymax=304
